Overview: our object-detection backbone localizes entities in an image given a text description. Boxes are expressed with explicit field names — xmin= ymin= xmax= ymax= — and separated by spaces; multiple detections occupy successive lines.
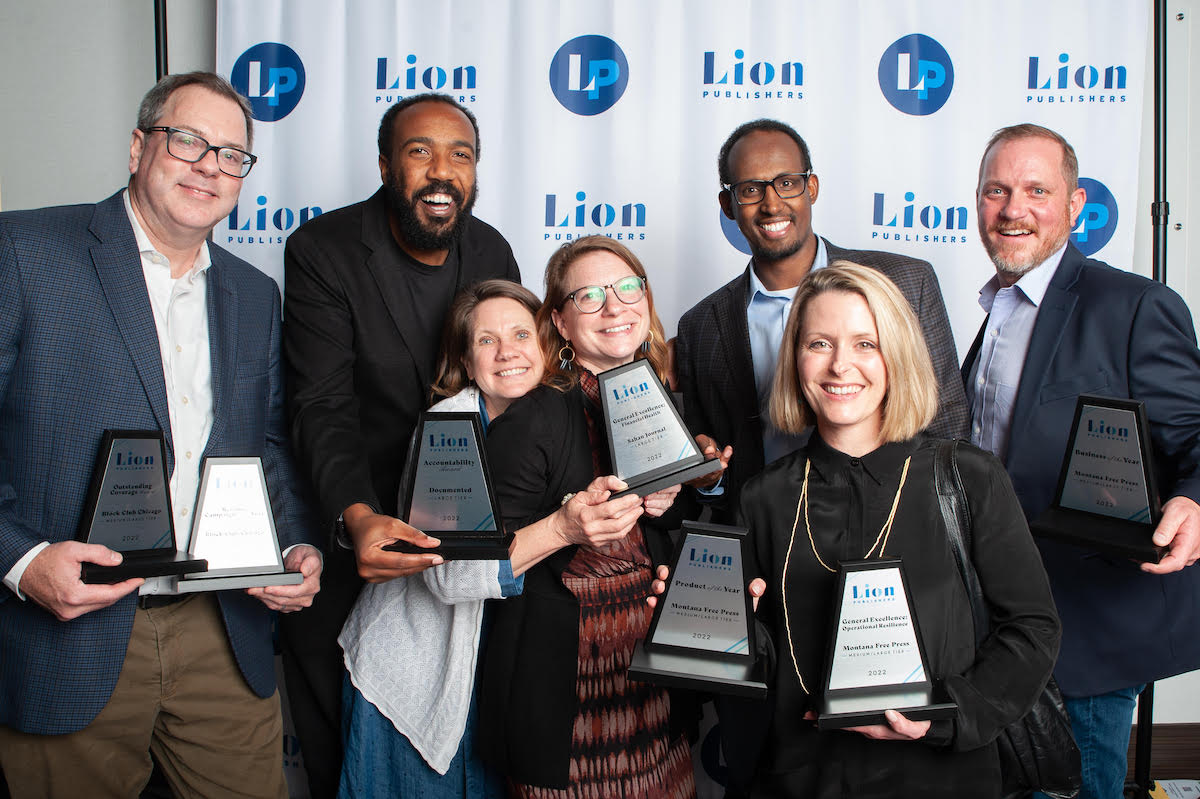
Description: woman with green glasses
xmin=477 ymin=235 xmax=700 ymax=798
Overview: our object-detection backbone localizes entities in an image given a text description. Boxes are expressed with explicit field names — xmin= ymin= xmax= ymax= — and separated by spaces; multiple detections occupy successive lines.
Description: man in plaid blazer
xmin=0 ymin=72 xmax=320 ymax=798
xmin=675 ymin=120 xmax=969 ymax=795
xmin=676 ymin=119 xmax=969 ymax=525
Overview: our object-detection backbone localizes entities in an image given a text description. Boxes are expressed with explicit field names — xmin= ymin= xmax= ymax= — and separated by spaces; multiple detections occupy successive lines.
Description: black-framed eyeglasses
xmin=562 ymin=276 xmax=647 ymax=314
xmin=724 ymin=172 xmax=813 ymax=206
xmin=143 ymin=126 xmax=258 ymax=178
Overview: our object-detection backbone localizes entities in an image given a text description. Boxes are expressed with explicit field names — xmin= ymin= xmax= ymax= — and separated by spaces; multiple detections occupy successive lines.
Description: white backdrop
xmin=215 ymin=3 xmax=1147 ymax=795
xmin=216 ymin=0 xmax=1146 ymax=358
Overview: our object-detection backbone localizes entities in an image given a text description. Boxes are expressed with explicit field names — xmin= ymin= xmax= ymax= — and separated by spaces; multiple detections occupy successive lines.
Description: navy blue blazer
xmin=0 ymin=191 xmax=315 ymax=735
xmin=962 ymin=243 xmax=1200 ymax=696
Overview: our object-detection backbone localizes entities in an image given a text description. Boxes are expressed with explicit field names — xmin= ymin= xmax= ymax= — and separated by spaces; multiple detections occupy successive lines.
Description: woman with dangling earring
xmin=719 ymin=262 xmax=1060 ymax=798
xmin=476 ymin=236 xmax=699 ymax=798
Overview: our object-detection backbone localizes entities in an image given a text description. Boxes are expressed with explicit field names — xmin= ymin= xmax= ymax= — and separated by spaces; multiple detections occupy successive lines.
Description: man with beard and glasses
xmin=963 ymin=123 xmax=1200 ymax=799
xmin=674 ymin=117 xmax=969 ymax=797
xmin=280 ymin=93 xmax=519 ymax=798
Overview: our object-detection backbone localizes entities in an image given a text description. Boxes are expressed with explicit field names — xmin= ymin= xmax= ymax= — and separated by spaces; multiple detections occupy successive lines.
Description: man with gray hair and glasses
xmin=0 ymin=71 xmax=320 ymax=798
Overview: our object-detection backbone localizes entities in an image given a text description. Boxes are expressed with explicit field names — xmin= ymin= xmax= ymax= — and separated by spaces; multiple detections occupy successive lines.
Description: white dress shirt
xmin=126 ymin=192 xmax=214 ymax=593
xmin=4 ymin=191 xmax=213 ymax=598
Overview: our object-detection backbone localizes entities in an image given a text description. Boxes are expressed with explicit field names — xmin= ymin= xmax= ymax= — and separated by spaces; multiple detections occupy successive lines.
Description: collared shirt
xmin=967 ymin=245 xmax=1065 ymax=462
xmin=749 ymin=237 xmax=829 ymax=465
xmin=125 ymin=190 xmax=214 ymax=594
xmin=3 ymin=191 xmax=214 ymax=599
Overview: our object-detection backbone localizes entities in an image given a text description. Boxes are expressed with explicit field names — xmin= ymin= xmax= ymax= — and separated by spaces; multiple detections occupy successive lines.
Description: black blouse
xmin=739 ymin=433 xmax=1060 ymax=799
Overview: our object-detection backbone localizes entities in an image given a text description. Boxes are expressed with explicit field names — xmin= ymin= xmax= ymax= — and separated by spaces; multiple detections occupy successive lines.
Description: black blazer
xmin=961 ymin=243 xmax=1200 ymax=695
xmin=283 ymin=188 xmax=520 ymax=529
xmin=280 ymin=190 xmax=520 ymax=703
xmin=675 ymin=238 xmax=969 ymax=522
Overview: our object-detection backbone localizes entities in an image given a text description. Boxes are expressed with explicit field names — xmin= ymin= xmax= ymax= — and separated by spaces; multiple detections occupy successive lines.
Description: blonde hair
xmin=537 ymin=236 xmax=669 ymax=390
xmin=769 ymin=261 xmax=937 ymax=442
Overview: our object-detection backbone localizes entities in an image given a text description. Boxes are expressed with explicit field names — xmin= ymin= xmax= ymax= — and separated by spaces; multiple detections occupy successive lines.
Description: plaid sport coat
xmin=0 ymin=191 xmax=316 ymax=734
xmin=675 ymin=237 xmax=969 ymax=522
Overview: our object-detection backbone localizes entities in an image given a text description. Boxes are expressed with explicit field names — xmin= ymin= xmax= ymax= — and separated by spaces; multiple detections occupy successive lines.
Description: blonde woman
xmin=739 ymin=262 xmax=1060 ymax=798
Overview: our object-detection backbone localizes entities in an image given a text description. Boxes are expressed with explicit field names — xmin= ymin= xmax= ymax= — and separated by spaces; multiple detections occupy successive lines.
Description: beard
xmin=748 ymin=215 xmax=808 ymax=264
xmin=385 ymin=173 xmax=478 ymax=252
xmin=979 ymin=210 xmax=1073 ymax=283
xmin=753 ymin=233 xmax=805 ymax=263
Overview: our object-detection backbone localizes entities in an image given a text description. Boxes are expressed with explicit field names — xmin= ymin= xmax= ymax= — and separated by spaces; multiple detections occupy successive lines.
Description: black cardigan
xmin=478 ymin=383 xmax=692 ymax=788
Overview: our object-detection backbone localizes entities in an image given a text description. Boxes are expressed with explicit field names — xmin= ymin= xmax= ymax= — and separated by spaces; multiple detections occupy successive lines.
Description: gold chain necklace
xmin=780 ymin=454 xmax=912 ymax=695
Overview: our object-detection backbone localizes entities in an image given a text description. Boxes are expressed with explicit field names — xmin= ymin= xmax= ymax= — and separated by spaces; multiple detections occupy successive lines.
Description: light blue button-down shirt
xmin=698 ymin=239 xmax=829 ymax=498
xmin=749 ymin=238 xmax=829 ymax=465
xmin=967 ymin=245 xmax=1065 ymax=462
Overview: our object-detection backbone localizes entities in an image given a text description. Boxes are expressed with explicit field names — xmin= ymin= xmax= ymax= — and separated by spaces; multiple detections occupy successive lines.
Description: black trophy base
xmin=628 ymin=641 xmax=767 ymax=698
xmin=383 ymin=532 xmax=514 ymax=560
xmin=81 ymin=551 xmax=209 ymax=584
xmin=173 ymin=570 xmax=305 ymax=593
xmin=612 ymin=457 xmax=724 ymax=499
xmin=1031 ymin=507 xmax=1165 ymax=563
xmin=816 ymin=685 xmax=957 ymax=730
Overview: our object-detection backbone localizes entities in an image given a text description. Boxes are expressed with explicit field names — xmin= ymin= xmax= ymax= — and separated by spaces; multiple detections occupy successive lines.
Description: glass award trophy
xmin=598 ymin=360 xmax=721 ymax=498
xmin=172 ymin=457 xmax=304 ymax=592
xmin=77 ymin=430 xmax=207 ymax=583
xmin=1030 ymin=395 xmax=1165 ymax=562
xmin=383 ymin=411 xmax=511 ymax=560
xmin=628 ymin=521 xmax=766 ymax=698
xmin=816 ymin=558 xmax=956 ymax=730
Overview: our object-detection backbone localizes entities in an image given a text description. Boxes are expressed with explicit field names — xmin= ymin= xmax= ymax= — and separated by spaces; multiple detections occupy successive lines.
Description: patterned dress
xmin=509 ymin=370 xmax=695 ymax=799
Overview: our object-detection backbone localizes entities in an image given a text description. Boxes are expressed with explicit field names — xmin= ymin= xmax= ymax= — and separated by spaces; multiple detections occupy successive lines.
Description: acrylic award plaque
xmin=383 ymin=411 xmax=511 ymax=560
xmin=598 ymin=360 xmax=721 ymax=498
xmin=816 ymin=559 xmax=956 ymax=730
xmin=172 ymin=457 xmax=304 ymax=593
xmin=76 ymin=430 xmax=207 ymax=583
xmin=628 ymin=521 xmax=766 ymax=698
xmin=1031 ymin=395 xmax=1165 ymax=562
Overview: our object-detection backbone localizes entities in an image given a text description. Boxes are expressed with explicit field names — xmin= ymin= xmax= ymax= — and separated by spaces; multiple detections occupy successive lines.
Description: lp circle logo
xmin=878 ymin=34 xmax=954 ymax=116
xmin=719 ymin=209 xmax=752 ymax=255
xmin=549 ymin=35 xmax=629 ymax=116
xmin=1072 ymin=178 xmax=1118 ymax=256
xmin=231 ymin=43 xmax=306 ymax=122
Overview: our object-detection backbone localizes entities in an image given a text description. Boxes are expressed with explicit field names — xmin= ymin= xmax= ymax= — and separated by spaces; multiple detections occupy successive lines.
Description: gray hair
xmin=136 ymin=71 xmax=254 ymax=150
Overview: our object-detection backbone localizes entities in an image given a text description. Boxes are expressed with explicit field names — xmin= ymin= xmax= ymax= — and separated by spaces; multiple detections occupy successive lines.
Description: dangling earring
xmin=558 ymin=342 xmax=576 ymax=371
xmin=641 ymin=328 xmax=654 ymax=354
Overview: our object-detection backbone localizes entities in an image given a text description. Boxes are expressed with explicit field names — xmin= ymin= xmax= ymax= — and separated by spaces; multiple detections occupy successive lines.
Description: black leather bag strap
xmin=933 ymin=439 xmax=989 ymax=647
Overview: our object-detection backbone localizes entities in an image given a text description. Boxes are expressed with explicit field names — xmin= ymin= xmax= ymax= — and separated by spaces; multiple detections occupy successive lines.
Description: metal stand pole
xmin=154 ymin=0 xmax=169 ymax=80
xmin=1126 ymin=682 xmax=1155 ymax=799
xmin=1150 ymin=0 xmax=1168 ymax=285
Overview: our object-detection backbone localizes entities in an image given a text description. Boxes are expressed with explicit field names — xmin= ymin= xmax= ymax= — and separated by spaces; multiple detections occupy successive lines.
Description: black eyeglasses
xmin=562 ymin=276 xmax=647 ymax=314
xmin=725 ymin=172 xmax=813 ymax=206
xmin=143 ymin=126 xmax=258 ymax=178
